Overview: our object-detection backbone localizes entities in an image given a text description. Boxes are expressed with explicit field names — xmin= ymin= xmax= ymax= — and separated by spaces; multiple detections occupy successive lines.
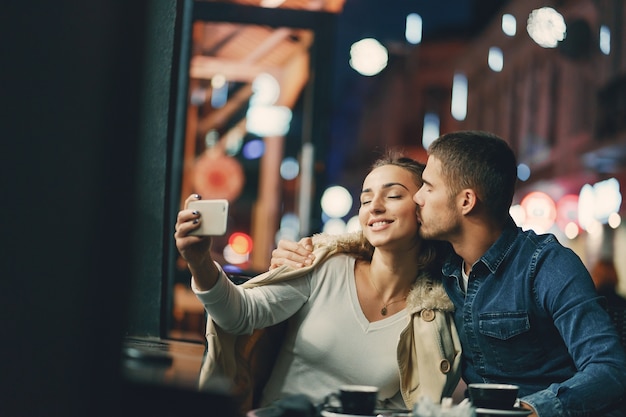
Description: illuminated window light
xmin=405 ymin=13 xmax=422 ymax=45
xmin=599 ymin=25 xmax=611 ymax=55
xmin=488 ymin=47 xmax=504 ymax=72
xmin=502 ymin=14 xmax=517 ymax=36
xmin=451 ymin=73 xmax=468 ymax=121
xmin=422 ymin=112 xmax=440 ymax=149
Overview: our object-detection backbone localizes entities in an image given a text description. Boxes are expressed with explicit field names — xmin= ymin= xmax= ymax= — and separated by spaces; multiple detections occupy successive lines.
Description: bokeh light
xmin=608 ymin=212 xmax=621 ymax=229
xmin=346 ymin=215 xmax=361 ymax=233
xmin=280 ymin=157 xmax=300 ymax=180
xmin=321 ymin=185 xmax=353 ymax=218
xmin=517 ymin=163 xmax=531 ymax=181
xmin=223 ymin=244 xmax=249 ymax=265
xmin=509 ymin=204 xmax=526 ymax=227
xmin=564 ymin=222 xmax=579 ymax=240
xmin=250 ymin=73 xmax=280 ymax=106
xmin=242 ymin=139 xmax=265 ymax=159
xmin=322 ymin=218 xmax=347 ymax=235
xmin=502 ymin=14 xmax=517 ymax=37
xmin=451 ymin=73 xmax=468 ymax=121
xmin=229 ymin=232 xmax=253 ymax=255
xmin=276 ymin=213 xmax=300 ymax=244
xmin=405 ymin=13 xmax=422 ymax=45
xmin=349 ymin=38 xmax=388 ymax=76
xmin=527 ymin=7 xmax=566 ymax=48
xmin=422 ymin=112 xmax=440 ymax=149
xmin=520 ymin=191 xmax=556 ymax=233
xmin=488 ymin=47 xmax=504 ymax=72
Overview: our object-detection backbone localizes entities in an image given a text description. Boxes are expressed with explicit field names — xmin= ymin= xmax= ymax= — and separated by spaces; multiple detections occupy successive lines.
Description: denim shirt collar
xmin=441 ymin=216 xmax=519 ymax=278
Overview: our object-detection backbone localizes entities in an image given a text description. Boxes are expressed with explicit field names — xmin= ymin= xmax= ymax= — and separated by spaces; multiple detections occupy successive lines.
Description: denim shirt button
xmin=421 ymin=309 xmax=435 ymax=322
xmin=439 ymin=359 xmax=451 ymax=373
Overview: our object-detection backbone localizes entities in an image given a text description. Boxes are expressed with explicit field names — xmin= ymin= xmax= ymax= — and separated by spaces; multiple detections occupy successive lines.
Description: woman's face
xmin=358 ymin=164 xmax=421 ymax=250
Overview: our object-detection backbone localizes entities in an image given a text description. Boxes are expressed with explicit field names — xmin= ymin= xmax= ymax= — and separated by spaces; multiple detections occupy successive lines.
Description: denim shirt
xmin=442 ymin=219 xmax=626 ymax=417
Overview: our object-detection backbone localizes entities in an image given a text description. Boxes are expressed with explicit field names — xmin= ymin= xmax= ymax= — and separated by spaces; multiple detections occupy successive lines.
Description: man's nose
xmin=413 ymin=189 xmax=422 ymax=205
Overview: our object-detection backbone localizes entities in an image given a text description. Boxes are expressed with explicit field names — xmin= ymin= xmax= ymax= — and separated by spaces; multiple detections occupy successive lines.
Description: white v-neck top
xmin=193 ymin=254 xmax=409 ymax=408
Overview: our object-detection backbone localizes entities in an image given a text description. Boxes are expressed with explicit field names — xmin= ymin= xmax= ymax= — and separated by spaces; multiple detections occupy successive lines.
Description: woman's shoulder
xmin=316 ymin=252 xmax=356 ymax=271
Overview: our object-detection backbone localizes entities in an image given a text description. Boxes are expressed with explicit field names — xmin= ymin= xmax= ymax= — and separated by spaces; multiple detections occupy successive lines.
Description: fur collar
xmin=311 ymin=231 xmax=454 ymax=313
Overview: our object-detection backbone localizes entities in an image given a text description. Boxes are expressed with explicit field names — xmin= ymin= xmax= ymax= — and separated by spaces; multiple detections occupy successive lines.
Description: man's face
xmin=413 ymin=155 xmax=460 ymax=241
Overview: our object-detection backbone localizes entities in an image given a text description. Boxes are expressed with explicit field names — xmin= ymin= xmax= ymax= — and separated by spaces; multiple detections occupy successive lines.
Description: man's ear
xmin=459 ymin=188 xmax=477 ymax=215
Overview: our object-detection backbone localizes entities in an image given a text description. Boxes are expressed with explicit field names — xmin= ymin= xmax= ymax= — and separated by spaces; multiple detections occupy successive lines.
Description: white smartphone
xmin=188 ymin=199 xmax=229 ymax=236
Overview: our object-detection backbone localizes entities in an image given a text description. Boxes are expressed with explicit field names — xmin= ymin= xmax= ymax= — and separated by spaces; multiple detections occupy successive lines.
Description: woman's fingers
xmin=174 ymin=194 xmax=208 ymax=254
xmin=174 ymin=199 xmax=212 ymax=265
xmin=175 ymin=206 xmax=201 ymax=237
xmin=184 ymin=193 xmax=202 ymax=208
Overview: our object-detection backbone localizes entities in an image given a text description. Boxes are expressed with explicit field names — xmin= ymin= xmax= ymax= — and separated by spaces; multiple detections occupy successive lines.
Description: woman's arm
xmin=194 ymin=264 xmax=311 ymax=334
xmin=174 ymin=194 xmax=220 ymax=290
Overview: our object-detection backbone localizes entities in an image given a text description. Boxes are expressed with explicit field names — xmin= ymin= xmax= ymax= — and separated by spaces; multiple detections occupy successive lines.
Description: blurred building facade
xmin=355 ymin=0 xmax=626 ymax=295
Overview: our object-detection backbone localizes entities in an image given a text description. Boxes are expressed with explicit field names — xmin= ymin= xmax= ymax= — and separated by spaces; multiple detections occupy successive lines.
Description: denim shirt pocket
xmin=479 ymin=311 xmax=529 ymax=339
xmin=478 ymin=311 xmax=538 ymax=373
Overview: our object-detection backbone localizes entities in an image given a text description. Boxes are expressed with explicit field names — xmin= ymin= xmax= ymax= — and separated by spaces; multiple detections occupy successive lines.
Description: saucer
xmin=475 ymin=407 xmax=532 ymax=416
xmin=321 ymin=408 xmax=408 ymax=417
xmin=321 ymin=410 xmax=375 ymax=417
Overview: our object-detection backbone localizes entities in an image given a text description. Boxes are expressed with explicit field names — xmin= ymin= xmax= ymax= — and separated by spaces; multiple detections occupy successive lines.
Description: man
xmin=271 ymin=131 xmax=626 ymax=417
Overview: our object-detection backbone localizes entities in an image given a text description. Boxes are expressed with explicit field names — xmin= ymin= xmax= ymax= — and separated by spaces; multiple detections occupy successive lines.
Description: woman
xmin=174 ymin=154 xmax=461 ymax=413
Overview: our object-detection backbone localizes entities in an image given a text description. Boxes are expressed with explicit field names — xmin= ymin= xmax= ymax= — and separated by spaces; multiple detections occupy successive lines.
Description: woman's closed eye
xmin=360 ymin=195 xmax=403 ymax=206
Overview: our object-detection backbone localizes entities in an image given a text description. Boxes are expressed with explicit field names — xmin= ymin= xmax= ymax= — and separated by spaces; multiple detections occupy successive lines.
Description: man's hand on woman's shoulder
xmin=270 ymin=237 xmax=315 ymax=270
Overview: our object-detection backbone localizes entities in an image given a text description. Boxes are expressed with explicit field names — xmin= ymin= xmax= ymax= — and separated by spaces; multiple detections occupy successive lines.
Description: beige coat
xmin=197 ymin=232 xmax=462 ymax=414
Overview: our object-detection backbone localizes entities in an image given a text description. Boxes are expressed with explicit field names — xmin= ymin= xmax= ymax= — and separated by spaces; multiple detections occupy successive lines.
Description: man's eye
xmin=361 ymin=200 xmax=371 ymax=205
